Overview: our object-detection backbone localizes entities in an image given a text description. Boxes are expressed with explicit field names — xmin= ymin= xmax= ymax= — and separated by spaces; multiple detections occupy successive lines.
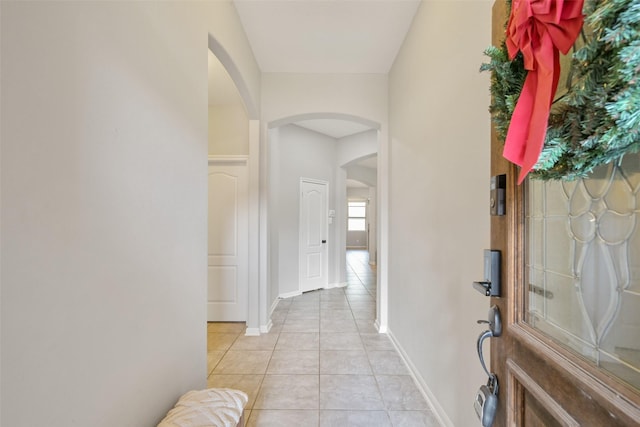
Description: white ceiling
xmin=346 ymin=179 xmax=369 ymax=188
xmin=211 ymin=1 xmax=416 ymax=151
xmin=233 ymin=0 xmax=421 ymax=74
xmin=356 ymin=156 xmax=377 ymax=169
xmin=346 ymin=154 xmax=378 ymax=188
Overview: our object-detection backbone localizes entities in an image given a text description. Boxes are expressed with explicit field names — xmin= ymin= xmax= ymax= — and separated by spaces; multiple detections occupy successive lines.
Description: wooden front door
xmin=489 ymin=1 xmax=640 ymax=425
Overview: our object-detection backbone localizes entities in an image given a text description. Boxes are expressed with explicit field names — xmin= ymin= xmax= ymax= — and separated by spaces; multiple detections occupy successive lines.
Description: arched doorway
xmin=207 ymin=35 xmax=261 ymax=334
xmin=264 ymin=113 xmax=388 ymax=333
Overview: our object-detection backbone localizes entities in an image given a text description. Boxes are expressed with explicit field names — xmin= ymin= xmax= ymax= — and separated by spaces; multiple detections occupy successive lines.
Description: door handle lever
xmin=476 ymin=318 xmax=500 ymax=336
xmin=476 ymin=305 xmax=502 ymax=378
xmin=477 ymin=330 xmax=494 ymax=378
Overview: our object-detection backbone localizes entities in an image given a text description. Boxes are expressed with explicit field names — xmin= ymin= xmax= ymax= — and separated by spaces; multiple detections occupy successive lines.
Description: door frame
xmin=298 ymin=177 xmax=329 ymax=293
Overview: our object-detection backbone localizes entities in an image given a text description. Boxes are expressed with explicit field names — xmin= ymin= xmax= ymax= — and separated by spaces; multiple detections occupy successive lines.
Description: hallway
xmin=206 ymin=250 xmax=439 ymax=426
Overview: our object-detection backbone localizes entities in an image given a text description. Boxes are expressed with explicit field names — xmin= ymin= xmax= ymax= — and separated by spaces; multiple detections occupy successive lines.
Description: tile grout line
xmin=318 ymin=294 xmax=321 ymax=426
xmin=349 ymin=252 xmax=394 ymax=423
xmin=248 ymin=300 xmax=288 ymax=425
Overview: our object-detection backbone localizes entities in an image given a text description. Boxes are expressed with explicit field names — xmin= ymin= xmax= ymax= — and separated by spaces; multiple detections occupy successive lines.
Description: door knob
xmin=477 ymin=305 xmax=502 ymax=337
xmin=322 ymin=240 xmax=327 ymax=244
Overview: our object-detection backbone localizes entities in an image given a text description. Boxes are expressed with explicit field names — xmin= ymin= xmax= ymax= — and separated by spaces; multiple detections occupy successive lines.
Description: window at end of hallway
xmin=348 ymin=201 xmax=367 ymax=231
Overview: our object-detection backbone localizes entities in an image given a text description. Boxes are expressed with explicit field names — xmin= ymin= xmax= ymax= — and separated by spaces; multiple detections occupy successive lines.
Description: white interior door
xmin=207 ymin=158 xmax=248 ymax=322
xmin=299 ymin=179 xmax=329 ymax=293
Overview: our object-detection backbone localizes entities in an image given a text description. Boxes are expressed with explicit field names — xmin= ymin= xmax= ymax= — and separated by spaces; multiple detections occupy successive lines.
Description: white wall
xmin=262 ymin=73 xmax=387 ymax=125
xmin=388 ymin=1 xmax=491 ymax=426
xmin=208 ymin=105 xmax=249 ymax=155
xmin=333 ymin=167 xmax=348 ymax=287
xmin=0 ymin=1 xmax=260 ymax=425
xmin=368 ymin=186 xmax=377 ymax=264
xmin=347 ymin=232 xmax=368 ymax=249
xmin=273 ymin=125 xmax=340 ymax=296
xmin=347 ymin=188 xmax=370 ymax=199
xmin=267 ymin=128 xmax=281 ymax=309
xmin=346 ymin=165 xmax=377 ymax=187
xmin=207 ymin=2 xmax=261 ymax=119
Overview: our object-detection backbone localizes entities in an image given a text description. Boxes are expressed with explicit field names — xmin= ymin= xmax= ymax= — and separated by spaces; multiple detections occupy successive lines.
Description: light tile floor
xmin=207 ymin=250 xmax=441 ymax=427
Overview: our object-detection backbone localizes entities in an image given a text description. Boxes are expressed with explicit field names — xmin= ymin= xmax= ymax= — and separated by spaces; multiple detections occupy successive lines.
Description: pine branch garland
xmin=481 ymin=0 xmax=640 ymax=180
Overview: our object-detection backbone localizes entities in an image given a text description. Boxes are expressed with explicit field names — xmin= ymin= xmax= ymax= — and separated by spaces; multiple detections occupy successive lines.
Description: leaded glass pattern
xmin=526 ymin=154 xmax=640 ymax=389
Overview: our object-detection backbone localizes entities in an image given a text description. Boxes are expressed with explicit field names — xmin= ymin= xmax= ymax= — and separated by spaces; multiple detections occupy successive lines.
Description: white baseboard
xmin=325 ymin=282 xmax=347 ymax=289
xmin=269 ymin=298 xmax=280 ymax=316
xmin=279 ymin=290 xmax=302 ymax=299
xmin=374 ymin=319 xmax=388 ymax=333
xmin=244 ymin=327 xmax=261 ymax=336
xmin=260 ymin=321 xmax=273 ymax=334
xmin=387 ymin=327 xmax=454 ymax=427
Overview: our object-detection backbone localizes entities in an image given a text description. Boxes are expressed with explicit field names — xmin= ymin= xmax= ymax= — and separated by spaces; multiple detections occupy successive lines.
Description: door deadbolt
xmin=472 ymin=250 xmax=501 ymax=297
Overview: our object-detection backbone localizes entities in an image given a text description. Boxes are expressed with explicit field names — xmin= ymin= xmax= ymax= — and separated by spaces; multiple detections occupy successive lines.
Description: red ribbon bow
xmin=503 ymin=0 xmax=584 ymax=183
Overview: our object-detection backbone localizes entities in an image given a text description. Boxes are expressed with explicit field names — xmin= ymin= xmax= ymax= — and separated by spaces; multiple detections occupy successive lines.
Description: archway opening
xmin=205 ymin=35 xmax=260 ymax=339
xmin=265 ymin=114 xmax=384 ymax=332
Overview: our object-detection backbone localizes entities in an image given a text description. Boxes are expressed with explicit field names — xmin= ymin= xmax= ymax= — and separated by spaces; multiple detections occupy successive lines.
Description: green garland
xmin=481 ymin=0 xmax=640 ymax=180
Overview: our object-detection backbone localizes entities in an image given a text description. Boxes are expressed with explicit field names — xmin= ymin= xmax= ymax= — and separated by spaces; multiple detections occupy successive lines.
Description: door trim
xmin=511 ymin=323 xmax=640 ymax=421
xmin=208 ymin=155 xmax=248 ymax=165
xmin=507 ymin=359 xmax=580 ymax=427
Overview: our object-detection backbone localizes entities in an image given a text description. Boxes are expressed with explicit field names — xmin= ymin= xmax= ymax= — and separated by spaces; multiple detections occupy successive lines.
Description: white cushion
xmin=158 ymin=388 xmax=248 ymax=427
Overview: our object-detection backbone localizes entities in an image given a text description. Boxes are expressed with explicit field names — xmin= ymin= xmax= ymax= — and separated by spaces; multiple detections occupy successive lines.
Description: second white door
xmin=207 ymin=158 xmax=248 ymax=322
xmin=299 ymin=179 xmax=329 ymax=293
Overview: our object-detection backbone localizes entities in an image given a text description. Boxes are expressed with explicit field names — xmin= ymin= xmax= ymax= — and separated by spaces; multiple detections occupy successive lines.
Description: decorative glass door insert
xmin=526 ymin=153 xmax=640 ymax=389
